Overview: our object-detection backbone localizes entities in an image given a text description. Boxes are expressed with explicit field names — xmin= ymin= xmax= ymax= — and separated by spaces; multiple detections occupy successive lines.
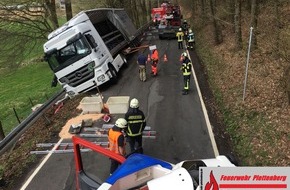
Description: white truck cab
xmin=44 ymin=9 xmax=137 ymax=97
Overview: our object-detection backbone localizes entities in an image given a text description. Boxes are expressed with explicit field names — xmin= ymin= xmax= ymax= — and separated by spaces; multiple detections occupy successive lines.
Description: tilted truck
xmin=43 ymin=8 xmax=139 ymax=97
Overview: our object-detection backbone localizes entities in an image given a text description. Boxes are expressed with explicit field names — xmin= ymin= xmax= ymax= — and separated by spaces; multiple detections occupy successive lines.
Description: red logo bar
xmin=219 ymin=184 xmax=287 ymax=188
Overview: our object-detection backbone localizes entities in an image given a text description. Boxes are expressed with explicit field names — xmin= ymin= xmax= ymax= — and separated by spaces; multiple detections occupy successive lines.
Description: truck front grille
xmin=62 ymin=65 xmax=95 ymax=87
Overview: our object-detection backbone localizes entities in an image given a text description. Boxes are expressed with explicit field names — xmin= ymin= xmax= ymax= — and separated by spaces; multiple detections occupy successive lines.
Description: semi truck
xmin=72 ymin=136 xmax=236 ymax=190
xmin=43 ymin=8 xmax=140 ymax=97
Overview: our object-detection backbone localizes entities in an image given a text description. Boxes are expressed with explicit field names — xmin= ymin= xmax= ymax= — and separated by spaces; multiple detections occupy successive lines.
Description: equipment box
xmin=106 ymin=96 xmax=130 ymax=114
xmin=80 ymin=96 xmax=103 ymax=113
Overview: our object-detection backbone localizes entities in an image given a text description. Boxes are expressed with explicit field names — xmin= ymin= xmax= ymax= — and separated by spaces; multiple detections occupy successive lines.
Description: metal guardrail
xmin=0 ymin=90 xmax=66 ymax=155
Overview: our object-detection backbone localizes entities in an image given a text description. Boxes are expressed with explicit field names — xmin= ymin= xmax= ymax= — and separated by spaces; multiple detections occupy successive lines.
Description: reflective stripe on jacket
xmin=176 ymin=31 xmax=184 ymax=42
xmin=188 ymin=33 xmax=194 ymax=42
xmin=182 ymin=58 xmax=192 ymax=76
xmin=108 ymin=128 xmax=124 ymax=154
xmin=125 ymin=108 xmax=146 ymax=137
xmin=127 ymin=115 xmax=145 ymax=136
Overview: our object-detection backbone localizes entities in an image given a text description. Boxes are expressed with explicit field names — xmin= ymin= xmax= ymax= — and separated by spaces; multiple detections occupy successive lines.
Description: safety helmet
xmin=189 ymin=29 xmax=192 ymax=33
xmin=179 ymin=28 xmax=182 ymax=31
xmin=182 ymin=52 xmax=187 ymax=57
xmin=184 ymin=19 xmax=187 ymax=23
xmin=130 ymin=98 xmax=139 ymax=108
xmin=115 ymin=118 xmax=127 ymax=128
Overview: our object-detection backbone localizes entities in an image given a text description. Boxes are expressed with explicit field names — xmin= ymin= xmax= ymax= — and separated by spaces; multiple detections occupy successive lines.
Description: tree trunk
xmin=201 ymin=0 xmax=206 ymax=24
xmin=229 ymin=0 xmax=235 ymax=33
xmin=234 ymin=0 xmax=242 ymax=50
xmin=246 ymin=0 xmax=252 ymax=12
xmin=140 ymin=0 xmax=147 ymax=24
xmin=132 ymin=0 xmax=140 ymax=28
xmin=250 ymin=0 xmax=259 ymax=50
xmin=209 ymin=0 xmax=223 ymax=44
xmin=274 ymin=0 xmax=280 ymax=56
xmin=65 ymin=0 xmax=73 ymax=21
xmin=45 ymin=0 xmax=59 ymax=29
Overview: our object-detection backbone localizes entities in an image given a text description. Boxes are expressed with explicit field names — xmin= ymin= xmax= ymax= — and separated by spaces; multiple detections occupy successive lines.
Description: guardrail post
xmin=0 ymin=121 xmax=5 ymax=140
xmin=13 ymin=107 xmax=21 ymax=124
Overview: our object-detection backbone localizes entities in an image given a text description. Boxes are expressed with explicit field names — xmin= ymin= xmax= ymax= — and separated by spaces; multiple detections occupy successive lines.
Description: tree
xmin=44 ymin=0 xmax=59 ymax=29
xmin=65 ymin=0 xmax=73 ymax=21
xmin=0 ymin=0 xmax=58 ymax=68
xmin=273 ymin=0 xmax=281 ymax=56
xmin=209 ymin=0 xmax=223 ymax=44
xmin=140 ymin=0 xmax=148 ymax=23
xmin=250 ymin=0 xmax=259 ymax=49
xmin=234 ymin=0 xmax=242 ymax=50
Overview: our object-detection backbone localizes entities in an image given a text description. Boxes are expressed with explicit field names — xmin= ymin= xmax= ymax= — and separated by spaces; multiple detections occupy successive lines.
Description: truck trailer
xmin=44 ymin=8 xmax=139 ymax=97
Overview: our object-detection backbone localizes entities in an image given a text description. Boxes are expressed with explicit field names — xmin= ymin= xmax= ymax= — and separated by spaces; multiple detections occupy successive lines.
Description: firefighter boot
xmin=182 ymin=90 xmax=189 ymax=95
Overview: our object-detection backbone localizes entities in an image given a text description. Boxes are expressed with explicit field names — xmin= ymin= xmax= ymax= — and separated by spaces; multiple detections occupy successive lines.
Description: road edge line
xmin=187 ymin=50 xmax=219 ymax=157
xmin=20 ymin=138 xmax=64 ymax=190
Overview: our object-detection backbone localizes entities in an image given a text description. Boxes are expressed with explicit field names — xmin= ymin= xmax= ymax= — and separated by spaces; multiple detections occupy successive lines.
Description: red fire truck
xmin=151 ymin=7 xmax=166 ymax=25
xmin=152 ymin=2 xmax=183 ymax=39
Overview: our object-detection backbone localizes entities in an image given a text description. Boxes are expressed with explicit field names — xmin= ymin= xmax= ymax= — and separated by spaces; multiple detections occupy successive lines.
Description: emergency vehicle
xmin=157 ymin=2 xmax=183 ymax=39
xmin=73 ymin=136 xmax=236 ymax=190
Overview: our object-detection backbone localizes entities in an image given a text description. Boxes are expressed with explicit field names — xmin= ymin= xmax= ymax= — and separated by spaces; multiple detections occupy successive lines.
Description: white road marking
xmin=20 ymin=138 xmax=64 ymax=190
xmin=186 ymin=50 xmax=220 ymax=157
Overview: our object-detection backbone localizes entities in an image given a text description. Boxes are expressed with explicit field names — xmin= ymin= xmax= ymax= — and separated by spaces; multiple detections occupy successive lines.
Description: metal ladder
xmin=30 ymin=124 xmax=156 ymax=154
xmin=30 ymin=141 xmax=109 ymax=154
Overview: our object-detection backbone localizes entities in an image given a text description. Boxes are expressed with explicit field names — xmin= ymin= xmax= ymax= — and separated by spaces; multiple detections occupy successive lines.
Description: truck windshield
xmin=47 ymin=35 xmax=91 ymax=72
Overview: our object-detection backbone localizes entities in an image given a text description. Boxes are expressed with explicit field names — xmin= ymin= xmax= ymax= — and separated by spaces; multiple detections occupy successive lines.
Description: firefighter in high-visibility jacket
xmin=187 ymin=29 xmax=195 ymax=50
xmin=151 ymin=49 xmax=159 ymax=76
xmin=180 ymin=52 xmax=192 ymax=95
xmin=108 ymin=118 xmax=127 ymax=174
xmin=176 ymin=28 xmax=184 ymax=49
xmin=124 ymin=98 xmax=146 ymax=154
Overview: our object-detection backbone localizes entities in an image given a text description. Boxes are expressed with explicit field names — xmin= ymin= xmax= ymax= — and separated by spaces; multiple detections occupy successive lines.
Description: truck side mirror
xmin=51 ymin=75 xmax=58 ymax=87
xmin=86 ymin=34 xmax=98 ymax=49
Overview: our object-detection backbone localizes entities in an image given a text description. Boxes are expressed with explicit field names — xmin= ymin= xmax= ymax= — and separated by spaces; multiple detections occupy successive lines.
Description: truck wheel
xmin=121 ymin=54 xmax=128 ymax=68
xmin=109 ymin=65 xmax=118 ymax=84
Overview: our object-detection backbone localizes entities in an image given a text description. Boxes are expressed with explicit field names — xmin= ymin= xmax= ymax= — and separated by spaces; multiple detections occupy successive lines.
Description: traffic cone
xmin=163 ymin=54 xmax=168 ymax=62
xmin=147 ymin=54 xmax=151 ymax=62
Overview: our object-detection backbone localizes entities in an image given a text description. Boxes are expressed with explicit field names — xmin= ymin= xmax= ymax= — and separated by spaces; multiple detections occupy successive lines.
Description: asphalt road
xmin=18 ymin=30 xmax=217 ymax=190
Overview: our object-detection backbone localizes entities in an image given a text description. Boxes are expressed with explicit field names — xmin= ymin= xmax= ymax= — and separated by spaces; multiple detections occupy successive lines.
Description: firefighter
xmin=151 ymin=49 xmax=159 ymax=76
xmin=108 ymin=118 xmax=127 ymax=174
xmin=182 ymin=19 xmax=189 ymax=41
xmin=124 ymin=98 xmax=146 ymax=154
xmin=180 ymin=52 xmax=192 ymax=95
xmin=187 ymin=29 xmax=195 ymax=50
xmin=176 ymin=28 xmax=184 ymax=49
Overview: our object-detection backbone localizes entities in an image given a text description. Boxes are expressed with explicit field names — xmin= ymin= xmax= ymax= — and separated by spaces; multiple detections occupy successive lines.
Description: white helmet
xmin=189 ymin=29 xmax=192 ymax=33
xmin=115 ymin=118 xmax=127 ymax=128
xmin=179 ymin=28 xmax=182 ymax=31
xmin=130 ymin=98 xmax=139 ymax=108
xmin=182 ymin=52 xmax=187 ymax=57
